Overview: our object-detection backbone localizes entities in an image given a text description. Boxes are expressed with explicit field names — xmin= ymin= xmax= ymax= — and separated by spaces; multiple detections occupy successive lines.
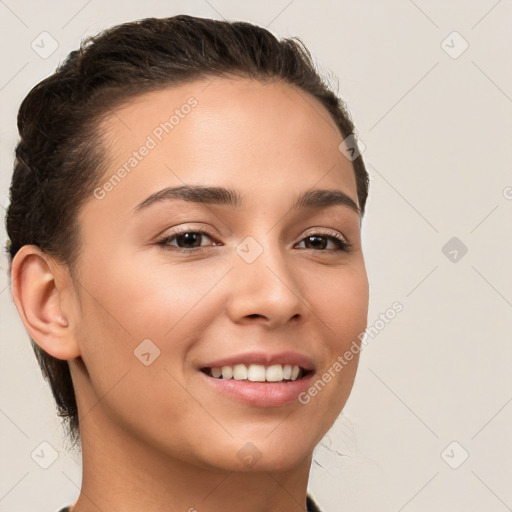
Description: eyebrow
xmin=133 ymin=185 xmax=360 ymax=215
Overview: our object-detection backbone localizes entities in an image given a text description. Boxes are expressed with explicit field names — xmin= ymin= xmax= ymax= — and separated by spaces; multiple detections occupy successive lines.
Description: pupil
xmin=179 ymin=233 xmax=201 ymax=248
xmin=306 ymin=236 xmax=326 ymax=250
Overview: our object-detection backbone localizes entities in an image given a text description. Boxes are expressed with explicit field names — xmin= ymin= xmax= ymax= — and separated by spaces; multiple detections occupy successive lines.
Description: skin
xmin=11 ymin=76 xmax=369 ymax=512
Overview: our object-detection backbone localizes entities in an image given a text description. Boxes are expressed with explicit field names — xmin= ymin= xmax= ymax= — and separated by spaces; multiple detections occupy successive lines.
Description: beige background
xmin=1 ymin=1 xmax=511 ymax=511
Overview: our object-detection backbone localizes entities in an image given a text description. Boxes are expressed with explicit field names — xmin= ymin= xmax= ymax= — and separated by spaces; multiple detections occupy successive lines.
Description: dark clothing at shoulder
xmin=307 ymin=493 xmax=322 ymax=511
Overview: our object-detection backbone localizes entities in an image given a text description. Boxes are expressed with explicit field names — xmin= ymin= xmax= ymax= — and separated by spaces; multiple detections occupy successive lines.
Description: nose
xmin=225 ymin=239 xmax=305 ymax=328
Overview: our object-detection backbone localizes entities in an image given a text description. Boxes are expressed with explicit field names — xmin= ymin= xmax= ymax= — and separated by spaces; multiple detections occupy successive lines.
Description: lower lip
xmin=200 ymin=371 xmax=315 ymax=407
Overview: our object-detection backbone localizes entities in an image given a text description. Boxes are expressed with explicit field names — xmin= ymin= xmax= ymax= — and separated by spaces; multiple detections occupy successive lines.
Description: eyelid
xmin=156 ymin=223 xmax=218 ymax=239
xmin=301 ymin=227 xmax=347 ymax=241
xmin=159 ymin=224 xmax=348 ymax=240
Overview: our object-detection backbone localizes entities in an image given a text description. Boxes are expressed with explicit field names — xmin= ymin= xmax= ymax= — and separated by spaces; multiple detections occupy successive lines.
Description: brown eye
xmin=158 ymin=230 xmax=218 ymax=250
xmin=297 ymin=233 xmax=351 ymax=252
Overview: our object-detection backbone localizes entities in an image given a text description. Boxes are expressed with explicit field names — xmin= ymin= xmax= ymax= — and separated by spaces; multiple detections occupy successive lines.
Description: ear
xmin=10 ymin=245 xmax=81 ymax=360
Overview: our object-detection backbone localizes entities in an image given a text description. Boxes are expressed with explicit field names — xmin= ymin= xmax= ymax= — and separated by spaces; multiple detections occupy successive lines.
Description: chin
xmin=203 ymin=435 xmax=315 ymax=474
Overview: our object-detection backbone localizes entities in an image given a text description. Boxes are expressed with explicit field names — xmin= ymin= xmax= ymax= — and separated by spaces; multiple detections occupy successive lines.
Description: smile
xmin=201 ymin=363 xmax=312 ymax=382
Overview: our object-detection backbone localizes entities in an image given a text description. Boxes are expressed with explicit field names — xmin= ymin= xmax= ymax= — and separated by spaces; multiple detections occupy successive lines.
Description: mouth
xmin=200 ymin=363 xmax=314 ymax=383
xmin=199 ymin=358 xmax=316 ymax=407
xmin=198 ymin=351 xmax=317 ymax=406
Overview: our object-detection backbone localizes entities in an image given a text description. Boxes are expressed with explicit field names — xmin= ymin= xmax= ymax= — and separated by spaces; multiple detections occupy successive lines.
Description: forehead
xmin=102 ymin=76 xmax=340 ymax=140
xmin=87 ymin=77 xmax=357 ymax=219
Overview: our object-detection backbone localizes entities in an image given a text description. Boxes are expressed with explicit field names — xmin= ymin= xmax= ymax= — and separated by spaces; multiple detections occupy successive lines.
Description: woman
xmin=6 ymin=14 xmax=369 ymax=512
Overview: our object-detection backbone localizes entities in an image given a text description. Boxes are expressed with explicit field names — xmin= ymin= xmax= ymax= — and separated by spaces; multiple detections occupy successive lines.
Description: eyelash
xmin=156 ymin=228 xmax=352 ymax=253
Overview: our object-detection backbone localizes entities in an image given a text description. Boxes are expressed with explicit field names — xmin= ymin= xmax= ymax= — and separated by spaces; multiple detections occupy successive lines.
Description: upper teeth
xmin=208 ymin=364 xmax=302 ymax=382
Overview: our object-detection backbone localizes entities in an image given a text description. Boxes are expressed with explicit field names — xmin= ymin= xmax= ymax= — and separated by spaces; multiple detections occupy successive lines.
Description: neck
xmin=69 ymin=403 xmax=313 ymax=512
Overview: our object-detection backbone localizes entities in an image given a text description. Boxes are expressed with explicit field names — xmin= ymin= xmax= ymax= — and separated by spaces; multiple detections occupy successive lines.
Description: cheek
xmin=72 ymin=262 xmax=211 ymax=446
xmin=311 ymin=264 xmax=369 ymax=343
xmin=80 ymin=245 xmax=230 ymax=338
xmin=73 ymin=252 xmax=234 ymax=409
xmin=303 ymin=265 xmax=368 ymax=408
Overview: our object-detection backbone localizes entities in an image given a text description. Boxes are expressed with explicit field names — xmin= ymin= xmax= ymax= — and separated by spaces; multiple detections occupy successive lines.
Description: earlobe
xmin=10 ymin=245 xmax=81 ymax=360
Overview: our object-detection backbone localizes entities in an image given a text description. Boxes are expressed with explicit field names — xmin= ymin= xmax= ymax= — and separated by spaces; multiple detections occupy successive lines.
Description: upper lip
xmin=200 ymin=351 xmax=315 ymax=372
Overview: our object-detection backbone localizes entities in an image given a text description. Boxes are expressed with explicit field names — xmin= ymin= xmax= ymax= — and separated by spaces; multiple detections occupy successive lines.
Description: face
xmin=70 ymin=77 xmax=369 ymax=473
